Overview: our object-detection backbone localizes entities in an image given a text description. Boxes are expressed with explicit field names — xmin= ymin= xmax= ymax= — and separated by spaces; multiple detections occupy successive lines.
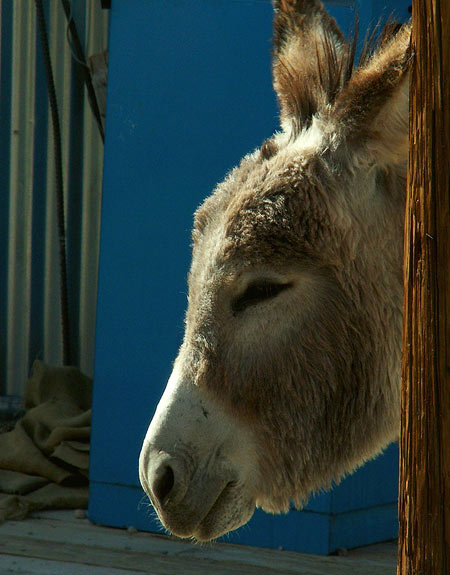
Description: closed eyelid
xmin=232 ymin=281 xmax=293 ymax=313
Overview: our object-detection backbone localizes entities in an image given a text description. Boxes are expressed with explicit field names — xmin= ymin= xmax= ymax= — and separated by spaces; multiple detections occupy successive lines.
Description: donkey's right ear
xmin=332 ymin=23 xmax=411 ymax=167
xmin=272 ymin=0 xmax=347 ymax=134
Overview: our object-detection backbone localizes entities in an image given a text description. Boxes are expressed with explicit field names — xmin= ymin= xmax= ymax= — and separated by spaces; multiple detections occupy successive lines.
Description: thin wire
xmin=34 ymin=0 xmax=71 ymax=366
xmin=66 ymin=17 xmax=89 ymax=69
xmin=60 ymin=0 xmax=105 ymax=143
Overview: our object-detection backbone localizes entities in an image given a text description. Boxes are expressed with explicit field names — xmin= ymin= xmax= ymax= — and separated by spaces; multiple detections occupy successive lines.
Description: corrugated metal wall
xmin=0 ymin=1 xmax=108 ymax=396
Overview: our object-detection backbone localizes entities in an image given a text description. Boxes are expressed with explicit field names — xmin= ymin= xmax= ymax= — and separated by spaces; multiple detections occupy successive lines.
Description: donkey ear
xmin=272 ymin=0 xmax=348 ymax=133
xmin=333 ymin=23 xmax=411 ymax=166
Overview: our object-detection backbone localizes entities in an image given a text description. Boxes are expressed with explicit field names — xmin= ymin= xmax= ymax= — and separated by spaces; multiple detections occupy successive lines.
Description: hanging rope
xmin=35 ymin=0 xmax=71 ymax=366
xmin=60 ymin=0 xmax=105 ymax=143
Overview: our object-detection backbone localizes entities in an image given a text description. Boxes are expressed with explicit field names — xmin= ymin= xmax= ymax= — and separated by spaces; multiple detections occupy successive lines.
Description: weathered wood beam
xmin=397 ymin=0 xmax=450 ymax=573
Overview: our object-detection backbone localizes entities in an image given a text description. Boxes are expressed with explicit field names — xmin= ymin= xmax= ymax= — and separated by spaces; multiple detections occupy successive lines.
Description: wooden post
xmin=397 ymin=0 xmax=450 ymax=574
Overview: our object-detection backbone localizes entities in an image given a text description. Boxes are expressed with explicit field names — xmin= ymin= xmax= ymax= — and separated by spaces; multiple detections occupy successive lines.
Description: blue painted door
xmin=90 ymin=0 xmax=410 ymax=554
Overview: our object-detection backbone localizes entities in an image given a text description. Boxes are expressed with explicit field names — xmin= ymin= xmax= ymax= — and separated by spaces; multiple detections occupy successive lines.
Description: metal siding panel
xmin=43 ymin=0 xmax=72 ymax=370
xmin=66 ymin=1 xmax=87 ymax=369
xmin=7 ymin=1 xmax=36 ymax=395
xmin=0 ymin=0 xmax=13 ymax=394
xmin=79 ymin=1 xmax=108 ymax=377
xmin=1 ymin=0 xmax=107 ymax=395
xmin=29 ymin=6 xmax=50 ymax=370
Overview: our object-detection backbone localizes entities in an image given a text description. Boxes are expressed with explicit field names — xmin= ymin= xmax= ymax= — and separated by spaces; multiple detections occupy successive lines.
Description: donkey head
xmin=139 ymin=0 xmax=411 ymax=541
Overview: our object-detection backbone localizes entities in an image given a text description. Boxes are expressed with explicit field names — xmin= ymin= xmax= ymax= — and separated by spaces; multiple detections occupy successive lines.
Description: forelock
xmin=192 ymin=119 xmax=335 ymax=263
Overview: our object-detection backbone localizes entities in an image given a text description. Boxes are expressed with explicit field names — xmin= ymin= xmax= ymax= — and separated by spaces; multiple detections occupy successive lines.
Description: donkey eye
xmin=232 ymin=281 xmax=292 ymax=313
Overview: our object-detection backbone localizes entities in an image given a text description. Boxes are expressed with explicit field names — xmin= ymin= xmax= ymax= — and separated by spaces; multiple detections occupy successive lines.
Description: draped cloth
xmin=0 ymin=361 xmax=91 ymax=523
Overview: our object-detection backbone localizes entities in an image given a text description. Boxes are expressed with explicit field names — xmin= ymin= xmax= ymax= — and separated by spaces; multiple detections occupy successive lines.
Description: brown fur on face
xmin=185 ymin=8 xmax=410 ymax=511
xmin=188 ymin=142 xmax=405 ymax=510
xmin=140 ymin=1 xmax=412 ymax=539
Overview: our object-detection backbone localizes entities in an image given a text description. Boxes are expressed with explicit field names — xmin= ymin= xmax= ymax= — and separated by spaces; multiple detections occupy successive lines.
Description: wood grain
xmin=397 ymin=0 xmax=450 ymax=573
xmin=0 ymin=511 xmax=397 ymax=575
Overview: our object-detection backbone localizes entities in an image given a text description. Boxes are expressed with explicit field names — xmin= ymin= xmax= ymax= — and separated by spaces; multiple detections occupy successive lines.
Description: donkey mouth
xmin=157 ymin=481 xmax=255 ymax=541
xmin=190 ymin=483 xmax=255 ymax=541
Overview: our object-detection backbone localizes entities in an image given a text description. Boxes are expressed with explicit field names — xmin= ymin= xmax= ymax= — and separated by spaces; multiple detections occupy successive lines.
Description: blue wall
xmin=90 ymin=0 xmax=410 ymax=554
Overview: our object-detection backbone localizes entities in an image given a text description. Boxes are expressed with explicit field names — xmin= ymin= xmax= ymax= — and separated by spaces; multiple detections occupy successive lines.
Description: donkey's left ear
xmin=333 ymin=23 xmax=412 ymax=167
xmin=272 ymin=0 xmax=347 ymax=133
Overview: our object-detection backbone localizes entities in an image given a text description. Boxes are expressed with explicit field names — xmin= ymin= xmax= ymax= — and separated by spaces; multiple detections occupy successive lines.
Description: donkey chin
xmin=139 ymin=366 xmax=260 ymax=540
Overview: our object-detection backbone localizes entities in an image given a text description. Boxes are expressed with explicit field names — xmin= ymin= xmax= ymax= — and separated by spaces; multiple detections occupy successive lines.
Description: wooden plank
xmin=0 ymin=554 xmax=139 ymax=575
xmin=0 ymin=534 xmax=396 ymax=575
xmin=0 ymin=534 xmax=343 ymax=575
xmin=398 ymin=0 xmax=450 ymax=573
xmin=0 ymin=512 xmax=397 ymax=575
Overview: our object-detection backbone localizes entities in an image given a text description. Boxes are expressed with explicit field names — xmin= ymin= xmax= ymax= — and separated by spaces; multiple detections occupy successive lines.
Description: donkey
xmin=139 ymin=0 xmax=411 ymax=541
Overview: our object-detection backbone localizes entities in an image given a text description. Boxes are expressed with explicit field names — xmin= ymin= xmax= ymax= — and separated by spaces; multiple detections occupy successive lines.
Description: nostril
xmin=152 ymin=465 xmax=175 ymax=506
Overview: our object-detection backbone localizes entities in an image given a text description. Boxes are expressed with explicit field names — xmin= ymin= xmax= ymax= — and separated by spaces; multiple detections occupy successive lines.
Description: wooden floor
xmin=0 ymin=510 xmax=397 ymax=575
